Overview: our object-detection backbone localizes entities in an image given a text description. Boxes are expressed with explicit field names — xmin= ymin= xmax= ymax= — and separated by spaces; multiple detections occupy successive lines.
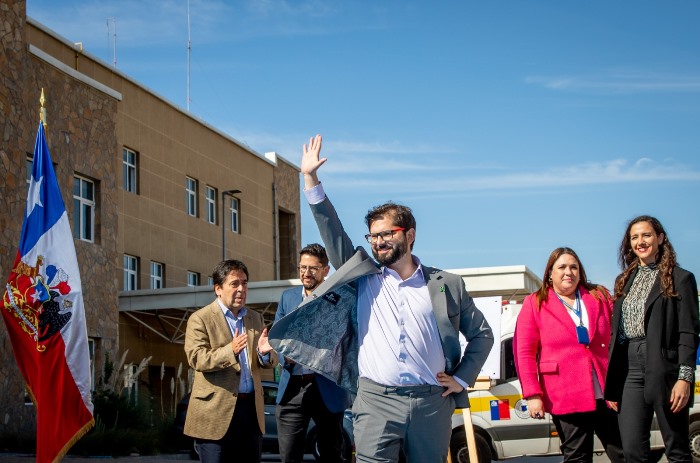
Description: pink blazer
xmin=514 ymin=287 xmax=613 ymax=415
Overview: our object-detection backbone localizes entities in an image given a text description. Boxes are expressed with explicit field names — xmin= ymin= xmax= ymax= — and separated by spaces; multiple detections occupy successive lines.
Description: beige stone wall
xmin=0 ymin=0 xmax=37 ymax=437
xmin=2 ymin=2 xmax=300 ymax=439
xmin=0 ymin=0 xmax=120 ymax=436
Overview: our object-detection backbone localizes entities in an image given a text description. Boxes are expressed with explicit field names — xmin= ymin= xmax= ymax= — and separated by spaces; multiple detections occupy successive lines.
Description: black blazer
xmin=605 ymin=266 xmax=699 ymax=406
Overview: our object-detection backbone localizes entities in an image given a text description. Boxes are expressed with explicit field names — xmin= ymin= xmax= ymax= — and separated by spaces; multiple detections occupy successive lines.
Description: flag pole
xmin=40 ymin=88 xmax=47 ymax=129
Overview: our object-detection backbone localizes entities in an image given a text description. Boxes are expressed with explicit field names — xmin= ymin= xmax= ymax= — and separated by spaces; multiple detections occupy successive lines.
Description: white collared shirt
xmin=357 ymin=261 xmax=445 ymax=386
xmin=306 ymin=183 xmax=446 ymax=386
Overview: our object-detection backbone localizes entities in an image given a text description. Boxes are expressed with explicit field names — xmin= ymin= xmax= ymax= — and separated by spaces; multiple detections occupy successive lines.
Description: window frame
xmin=186 ymin=176 xmax=198 ymax=217
xmin=122 ymin=147 xmax=138 ymax=194
xmin=73 ymin=175 xmax=95 ymax=243
xmin=229 ymin=196 xmax=240 ymax=233
xmin=187 ymin=271 xmax=200 ymax=287
xmin=26 ymin=156 xmax=33 ymax=184
xmin=150 ymin=261 xmax=164 ymax=289
xmin=205 ymin=186 xmax=217 ymax=224
xmin=123 ymin=254 xmax=138 ymax=291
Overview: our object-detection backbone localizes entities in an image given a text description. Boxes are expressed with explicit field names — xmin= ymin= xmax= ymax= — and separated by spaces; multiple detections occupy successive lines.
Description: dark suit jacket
xmin=605 ymin=266 xmax=699 ymax=406
xmin=274 ymin=286 xmax=352 ymax=413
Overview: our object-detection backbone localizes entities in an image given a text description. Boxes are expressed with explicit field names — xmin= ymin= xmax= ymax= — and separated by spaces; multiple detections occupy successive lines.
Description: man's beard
xmin=302 ymin=279 xmax=321 ymax=292
xmin=373 ymin=238 xmax=408 ymax=267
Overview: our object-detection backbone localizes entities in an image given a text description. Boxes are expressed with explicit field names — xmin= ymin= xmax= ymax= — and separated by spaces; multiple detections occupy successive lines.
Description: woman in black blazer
xmin=605 ymin=215 xmax=699 ymax=463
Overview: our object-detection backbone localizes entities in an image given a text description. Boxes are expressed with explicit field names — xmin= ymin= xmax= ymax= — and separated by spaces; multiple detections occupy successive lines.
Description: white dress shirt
xmin=305 ymin=183 xmax=451 ymax=387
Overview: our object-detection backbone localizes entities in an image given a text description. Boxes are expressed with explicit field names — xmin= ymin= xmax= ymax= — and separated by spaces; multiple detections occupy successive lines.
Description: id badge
xmin=576 ymin=325 xmax=590 ymax=345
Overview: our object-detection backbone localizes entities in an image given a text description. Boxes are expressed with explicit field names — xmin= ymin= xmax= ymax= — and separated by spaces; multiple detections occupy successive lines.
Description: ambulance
xmin=447 ymin=302 xmax=689 ymax=463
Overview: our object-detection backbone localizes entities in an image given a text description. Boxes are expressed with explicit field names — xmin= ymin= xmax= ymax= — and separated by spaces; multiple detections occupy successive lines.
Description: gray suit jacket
xmin=270 ymin=195 xmax=493 ymax=408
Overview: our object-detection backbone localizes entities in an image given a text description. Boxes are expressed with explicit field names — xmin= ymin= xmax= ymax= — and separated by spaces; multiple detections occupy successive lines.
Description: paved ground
xmin=0 ymin=453 xmax=665 ymax=463
xmin=0 ymin=453 xmax=316 ymax=462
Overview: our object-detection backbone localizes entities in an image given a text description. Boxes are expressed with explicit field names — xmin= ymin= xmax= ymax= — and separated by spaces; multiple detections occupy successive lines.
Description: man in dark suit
xmin=274 ymin=243 xmax=352 ymax=463
xmin=270 ymin=135 xmax=494 ymax=463
xmin=184 ymin=259 xmax=278 ymax=463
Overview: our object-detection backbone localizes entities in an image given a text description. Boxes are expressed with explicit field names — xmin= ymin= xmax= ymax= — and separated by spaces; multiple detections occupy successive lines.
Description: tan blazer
xmin=184 ymin=300 xmax=278 ymax=440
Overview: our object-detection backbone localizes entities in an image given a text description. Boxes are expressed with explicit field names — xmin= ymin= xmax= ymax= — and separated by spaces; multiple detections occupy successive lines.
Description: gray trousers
xmin=353 ymin=378 xmax=455 ymax=463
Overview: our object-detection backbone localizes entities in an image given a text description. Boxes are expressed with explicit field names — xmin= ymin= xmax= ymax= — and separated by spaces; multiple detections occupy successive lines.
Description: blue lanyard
xmin=555 ymin=289 xmax=583 ymax=327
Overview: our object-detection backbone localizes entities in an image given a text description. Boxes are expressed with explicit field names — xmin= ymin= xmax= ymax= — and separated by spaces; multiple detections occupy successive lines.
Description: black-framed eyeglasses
xmin=298 ymin=265 xmax=322 ymax=275
xmin=364 ymin=227 xmax=406 ymax=244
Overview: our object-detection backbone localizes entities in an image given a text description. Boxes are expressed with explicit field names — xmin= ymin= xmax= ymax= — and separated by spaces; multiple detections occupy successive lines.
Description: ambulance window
xmin=502 ymin=338 xmax=517 ymax=381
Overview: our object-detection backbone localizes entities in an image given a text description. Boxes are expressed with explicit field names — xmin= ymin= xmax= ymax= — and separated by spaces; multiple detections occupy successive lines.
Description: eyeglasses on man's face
xmin=298 ymin=265 xmax=323 ymax=275
xmin=364 ymin=227 xmax=406 ymax=244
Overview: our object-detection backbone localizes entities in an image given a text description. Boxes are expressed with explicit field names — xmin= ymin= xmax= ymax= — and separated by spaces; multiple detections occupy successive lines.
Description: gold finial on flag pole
xmin=40 ymin=88 xmax=47 ymax=129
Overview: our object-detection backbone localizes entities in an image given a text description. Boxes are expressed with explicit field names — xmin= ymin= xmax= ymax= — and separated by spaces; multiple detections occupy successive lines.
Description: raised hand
xmin=257 ymin=327 xmax=273 ymax=354
xmin=301 ymin=134 xmax=326 ymax=188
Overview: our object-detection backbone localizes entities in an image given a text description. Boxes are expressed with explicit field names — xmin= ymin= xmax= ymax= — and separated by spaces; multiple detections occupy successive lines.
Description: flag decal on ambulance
xmin=490 ymin=399 xmax=510 ymax=420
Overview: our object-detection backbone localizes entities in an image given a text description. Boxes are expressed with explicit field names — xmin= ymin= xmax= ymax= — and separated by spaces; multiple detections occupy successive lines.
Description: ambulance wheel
xmin=450 ymin=429 xmax=491 ymax=463
xmin=690 ymin=420 xmax=700 ymax=463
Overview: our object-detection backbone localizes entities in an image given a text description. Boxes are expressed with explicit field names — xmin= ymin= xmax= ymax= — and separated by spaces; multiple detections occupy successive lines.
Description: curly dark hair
xmin=534 ymin=247 xmax=611 ymax=310
xmin=365 ymin=202 xmax=416 ymax=250
xmin=614 ymin=215 xmax=677 ymax=299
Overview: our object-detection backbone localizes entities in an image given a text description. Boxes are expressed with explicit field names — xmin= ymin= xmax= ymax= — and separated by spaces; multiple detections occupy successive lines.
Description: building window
xmin=124 ymin=255 xmax=138 ymax=291
xmin=186 ymin=177 xmax=197 ymax=217
xmin=26 ymin=156 xmax=33 ymax=184
xmin=229 ymin=196 xmax=240 ymax=233
xmin=207 ymin=276 xmax=214 ymax=286
xmin=205 ymin=186 xmax=217 ymax=224
xmin=187 ymin=271 xmax=200 ymax=287
xmin=122 ymin=147 xmax=138 ymax=194
xmin=73 ymin=176 xmax=95 ymax=242
xmin=150 ymin=261 xmax=164 ymax=289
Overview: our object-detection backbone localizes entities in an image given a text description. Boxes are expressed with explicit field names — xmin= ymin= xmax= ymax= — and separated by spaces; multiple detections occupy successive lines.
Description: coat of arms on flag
xmin=1 ymin=120 xmax=94 ymax=463
xmin=5 ymin=257 xmax=74 ymax=351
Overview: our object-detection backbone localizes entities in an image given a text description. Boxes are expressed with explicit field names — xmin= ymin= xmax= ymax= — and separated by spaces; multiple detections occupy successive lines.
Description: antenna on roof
xmin=187 ymin=0 xmax=191 ymax=111
xmin=106 ymin=17 xmax=117 ymax=68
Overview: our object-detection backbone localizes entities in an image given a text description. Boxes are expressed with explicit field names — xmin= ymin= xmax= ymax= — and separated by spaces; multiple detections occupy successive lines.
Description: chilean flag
xmin=2 ymin=122 xmax=94 ymax=462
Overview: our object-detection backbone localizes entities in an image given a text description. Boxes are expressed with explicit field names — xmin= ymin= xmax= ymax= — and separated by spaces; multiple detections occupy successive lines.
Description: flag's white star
xmin=26 ymin=176 xmax=43 ymax=217
xmin=30 ymin=288 xmax=41 ymax=303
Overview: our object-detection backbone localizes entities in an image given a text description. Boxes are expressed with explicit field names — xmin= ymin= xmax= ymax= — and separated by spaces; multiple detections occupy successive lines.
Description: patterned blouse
xmin=618 ymin=264 xmax=693 ymax=383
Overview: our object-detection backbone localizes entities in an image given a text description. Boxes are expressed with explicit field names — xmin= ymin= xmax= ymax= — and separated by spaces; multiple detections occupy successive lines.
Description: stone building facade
xmin=0 ymin=0 xmax=301 ymax=438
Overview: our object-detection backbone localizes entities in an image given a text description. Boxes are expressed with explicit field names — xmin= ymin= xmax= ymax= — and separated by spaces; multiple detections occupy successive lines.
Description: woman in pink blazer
xmin=514 ymin=247 xmax=624 ymax=463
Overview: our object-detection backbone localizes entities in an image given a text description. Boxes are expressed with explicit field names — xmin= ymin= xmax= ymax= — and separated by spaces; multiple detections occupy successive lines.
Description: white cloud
xmin=526 ymin=71 xmax=700 ymax=94
xmin=322 ymin=157 xmax=700 ymax=193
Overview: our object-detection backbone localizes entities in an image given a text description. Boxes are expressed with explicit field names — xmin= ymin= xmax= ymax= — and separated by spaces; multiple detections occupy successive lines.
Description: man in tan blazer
xmin=184 ymin=259 xmax=278 ymax=463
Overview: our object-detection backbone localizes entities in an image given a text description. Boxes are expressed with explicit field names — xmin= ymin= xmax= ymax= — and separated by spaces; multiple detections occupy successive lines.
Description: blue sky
xmin=27 ymin=0 xmax=700 ymax=289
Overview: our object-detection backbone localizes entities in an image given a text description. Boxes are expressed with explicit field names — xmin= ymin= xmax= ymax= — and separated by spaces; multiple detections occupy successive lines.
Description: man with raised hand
xmin=272 ymin=134 xmax=493 ymax=463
